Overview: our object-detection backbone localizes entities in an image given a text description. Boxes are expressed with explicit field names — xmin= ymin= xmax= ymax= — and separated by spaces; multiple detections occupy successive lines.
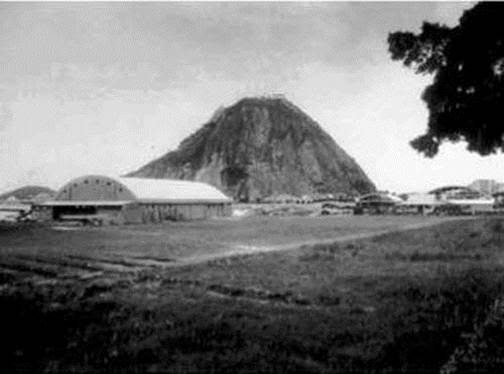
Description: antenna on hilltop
xmin=265 ymin=93 xmax=287 ymax=100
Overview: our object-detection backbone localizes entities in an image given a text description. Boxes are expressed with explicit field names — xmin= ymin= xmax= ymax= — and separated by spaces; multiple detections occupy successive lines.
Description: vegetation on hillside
xmin=0 ymin=185 xmax=55 ymax=201
xmin=130 ymin=97 xmax=375 ymax=201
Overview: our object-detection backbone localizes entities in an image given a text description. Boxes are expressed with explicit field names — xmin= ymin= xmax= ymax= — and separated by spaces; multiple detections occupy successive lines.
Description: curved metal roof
xmin=54 ymin=175 xmax=231 ymax=204
xmin=118 ymin=177 xmax=231 ymax=203
xmin=403 ymin=193 xmax=440 ymax=205
xmin=428 ymin=186 xmax=475 ymax=194
xmin=358 ymin=192 xmax=403 ymax=204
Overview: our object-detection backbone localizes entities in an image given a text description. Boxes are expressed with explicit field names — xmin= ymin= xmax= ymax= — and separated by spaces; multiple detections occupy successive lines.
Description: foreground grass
xmin=2 ymin=218 xmax=504 ymax=372
xmin=0 ymin=215 xmax=456 ymax=262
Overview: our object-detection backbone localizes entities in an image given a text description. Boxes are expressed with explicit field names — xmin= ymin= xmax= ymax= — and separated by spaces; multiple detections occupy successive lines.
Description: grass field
xmin=2 ymin=216 xmax=504 ymax=373
xmin=0 ymin=215 xmax=463 ymax=263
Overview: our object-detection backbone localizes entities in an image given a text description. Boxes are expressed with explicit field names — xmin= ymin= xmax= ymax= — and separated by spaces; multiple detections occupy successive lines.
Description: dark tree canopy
xmin=388 ymin=2 xmax=504 ymax=157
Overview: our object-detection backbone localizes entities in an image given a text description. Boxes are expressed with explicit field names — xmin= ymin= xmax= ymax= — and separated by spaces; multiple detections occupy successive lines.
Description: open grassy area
xmin=2 ymin=216 xmax=504 ymax=372
xmin=0 ymin=215 xmax=460 ymax=263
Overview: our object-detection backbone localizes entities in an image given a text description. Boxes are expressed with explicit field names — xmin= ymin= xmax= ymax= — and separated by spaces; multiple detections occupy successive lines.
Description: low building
xmin=445 ymin=198 xmax=495 ymax=215
xmin=494 ymin=191 xmax=504 ymax=206
xmin=300 ymin=195 xmax=314 ymax=204
xmin=34 ymin=175 xmax=232 ymax=224
xmin=496 ymin=183 xmax=504 ymax=194
xmin=399 ymin=193 xmax=441 ymax=215
xmin=320 ymin=201 xmax=355 ymax=215
xmin=356 ymin=192 xmax=403 ymax=214
xmin=429 ymin=186 xmax=483 ymax=200
xmin=262 ymin=194 xmax=301 ymax=204
xmin=428 ymin=186 xmax=495 ymax=215
xmin=468 ymin=179 xmax=499 ymax=196
xmin=0 ymin=202 xmax=32 ymax=222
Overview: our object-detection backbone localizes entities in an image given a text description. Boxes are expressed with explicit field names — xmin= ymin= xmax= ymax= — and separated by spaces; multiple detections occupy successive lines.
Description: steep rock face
xmin=129 ymin=97 xmax=376 ymax=201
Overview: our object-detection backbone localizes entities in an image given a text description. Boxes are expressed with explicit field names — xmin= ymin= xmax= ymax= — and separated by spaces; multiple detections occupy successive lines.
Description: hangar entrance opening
xmin=52 ymin=205 xmax=97 ymax=220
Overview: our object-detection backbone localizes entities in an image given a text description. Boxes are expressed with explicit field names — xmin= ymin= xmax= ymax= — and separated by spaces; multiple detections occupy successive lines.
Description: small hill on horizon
xmin=0 ymin=185 xmax=55 ymax=201
xmin=129 ymin=96 xmax=376 ymax=202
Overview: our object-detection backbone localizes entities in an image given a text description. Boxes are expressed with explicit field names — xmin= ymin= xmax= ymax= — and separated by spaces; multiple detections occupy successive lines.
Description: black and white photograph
xmin=2 ymin=1 xmax=504 ymax=372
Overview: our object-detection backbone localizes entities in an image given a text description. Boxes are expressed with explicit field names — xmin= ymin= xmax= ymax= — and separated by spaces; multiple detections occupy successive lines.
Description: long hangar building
xmin=34 ymin=175 xmax=232 ymax=224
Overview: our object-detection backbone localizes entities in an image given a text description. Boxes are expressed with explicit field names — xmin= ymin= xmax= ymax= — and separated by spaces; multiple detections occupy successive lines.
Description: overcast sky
xmin=3 ymin=1 xmax=500 ymax=194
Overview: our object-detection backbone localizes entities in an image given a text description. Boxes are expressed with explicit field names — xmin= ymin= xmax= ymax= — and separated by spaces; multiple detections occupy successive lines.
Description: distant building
xmin=320 ymin=201 xmax=355 ymax=215
xmin=262 ymin=194 xmax=301 ymax=204
xmin=400 ymin=192 xmax=441 ymax=215
xmin=356 ymin=192 xmax=403 ymax=214
xmin=468 ymin=179 xmax=498 ymax=196
xmin=0 ymin=198 xmax=32 ymax=222
xmin=398 ymin=187 xmax=496 ymax=216
xmin=34 ymin=175 xmax=232 ymax=224
xmin=443 ymin=198 xmax=495 ymax=215
xmin=427 ymin=185 xmax=495 ymax=215
xmin=429 ymin=186 xmax=481 ymax=200
xmin=4 ymin=196 xmax=19 ymax=204
xmin=493 ymin=191 xmax=504 ymax=208
xmin=31 ymin=192 xmax=53 ymax=204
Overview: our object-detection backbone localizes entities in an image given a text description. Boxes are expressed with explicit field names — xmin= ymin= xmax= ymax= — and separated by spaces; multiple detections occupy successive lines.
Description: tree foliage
xmin=388 ymin=2 xmax=504 ymax=157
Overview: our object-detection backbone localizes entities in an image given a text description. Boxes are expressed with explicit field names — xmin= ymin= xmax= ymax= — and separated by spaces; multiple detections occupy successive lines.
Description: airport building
xmin=429 ymin=185 xmax=482 ymax=200
xmin=425 ymin=186 xmax=494 ymax=215
xmin=399 ymin=193 xmax=441 ymax=215
xmin=356 ymin=192 xmax=403 ymax=214
xmin=33 ymin=175 xmax=232 ymax=224
xmin=468 ymin=179 xmax=499 ymax=196
xmin=369 ymin=186 xmax=496 ymax=216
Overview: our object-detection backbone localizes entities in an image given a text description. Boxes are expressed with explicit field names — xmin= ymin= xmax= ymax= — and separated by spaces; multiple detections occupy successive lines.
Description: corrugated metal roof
xmin=118 ymin=177 xmax=231 ymax=203
xmin=403 ymin=193 xmax=441 ymax=206
xmin=446 ymin=199 xmax=495 ymax=206
xmin=358 ymin=192 xmax=403 ymax=204
xmin=49 ymin=175 xmax=231 ymax=205
xmin=40 ymin=201 xmax=134 ymax=207
xmin=428 ymin=186 xmax=474 ymax=194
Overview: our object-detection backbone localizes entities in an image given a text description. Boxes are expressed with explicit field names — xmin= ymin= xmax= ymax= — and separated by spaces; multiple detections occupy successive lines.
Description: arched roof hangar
xmin=55 ymin=175 xmax=231 ymax=204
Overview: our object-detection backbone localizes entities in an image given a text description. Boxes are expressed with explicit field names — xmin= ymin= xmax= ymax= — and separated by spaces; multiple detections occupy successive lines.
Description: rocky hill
xmin=129 ymin=97 xmax=376 ymax=202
